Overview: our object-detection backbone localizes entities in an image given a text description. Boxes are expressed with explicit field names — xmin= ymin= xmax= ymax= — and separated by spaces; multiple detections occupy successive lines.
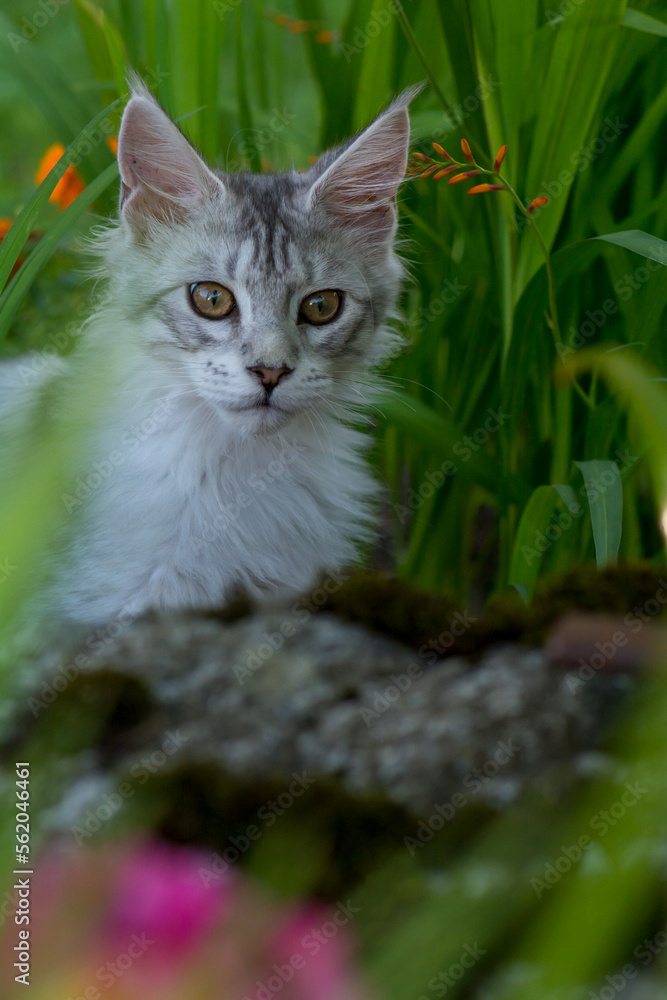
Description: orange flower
xmin=106 ymin=136 xmax=118 ymax=156
xmin=419 ymin=164 xmax=441 ymax=179
xmin=460 ymin=138 xmax=474 ymax=164
xmin=411 ymin=152 xmax=431 ymax=163
xmin=433 ymin=165 xmax=459 ymax=179
xmin=288 ymin=19 xmax=310 ymax=33
xmin=448 ymin=169 xmax=480 ymax=184
xmin=493 ymin=144 xmax=507 ymax=172
xmin=432 ymin=142 xmax=451 ymax=160
xmin=35 ymin=143 xmax=85 ymax=211
xmin=528 ymin=196 xmax=549 ymax=213
xmin=315 ymin=30 xmax=338 ymax=43
xmin=467 ymin=183 xmax=505 ymax=194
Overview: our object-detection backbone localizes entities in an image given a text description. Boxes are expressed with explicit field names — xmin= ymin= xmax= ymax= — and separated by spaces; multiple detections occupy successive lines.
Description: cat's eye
xmin=298 ymin=289 xmax=342 ymax=325
xmin=189 ymin=281 xmax=235 ymax=319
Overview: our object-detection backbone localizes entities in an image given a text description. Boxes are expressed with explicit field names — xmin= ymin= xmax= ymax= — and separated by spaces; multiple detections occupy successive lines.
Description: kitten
xmin=6 ymin=81 xmax=416 ymax=624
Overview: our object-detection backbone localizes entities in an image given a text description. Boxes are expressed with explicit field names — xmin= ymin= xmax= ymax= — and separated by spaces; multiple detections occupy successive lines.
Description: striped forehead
xmin=218 ymin=173 xmax=310 ymax=280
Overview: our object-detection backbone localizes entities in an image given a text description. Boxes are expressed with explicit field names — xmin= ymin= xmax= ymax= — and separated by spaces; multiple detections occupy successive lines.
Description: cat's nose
xmin=247 ymin=365 xmax=294 ymax=392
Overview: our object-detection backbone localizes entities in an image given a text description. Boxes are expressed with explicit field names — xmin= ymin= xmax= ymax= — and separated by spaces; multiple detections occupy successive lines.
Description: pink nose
xmin=247 ymin=366 xmax=293 ymax=390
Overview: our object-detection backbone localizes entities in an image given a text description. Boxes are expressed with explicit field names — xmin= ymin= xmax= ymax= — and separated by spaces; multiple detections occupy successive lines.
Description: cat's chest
xmin=94 ymin=410 xmax=341 ymax=552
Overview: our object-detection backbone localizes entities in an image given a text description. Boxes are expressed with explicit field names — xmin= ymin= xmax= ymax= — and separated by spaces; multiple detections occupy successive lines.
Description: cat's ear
xmin=117 ymin=79 xmax=221 ymax=227
xmin=307 ymin=85 xmax=421 ymax=238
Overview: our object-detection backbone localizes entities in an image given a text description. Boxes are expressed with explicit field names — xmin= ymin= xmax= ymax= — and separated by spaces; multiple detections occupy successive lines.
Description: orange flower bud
xmin=432 ymin=142 xmax=451 ymax=160
xmin=433 ymin=165 xmax=459 ymax=179
xmin=467 ymin=183 xmax=505 ymax=194
xmin=448 ymin=169 xmax=480 ymax=184
xmin=528 ymin=196 xmax=549 ymax=213
xmin=411 ymin=152 xmax=431 ymax=163
xmin=493 ymin=144 xmax=507 ymax=172
xmin=460 ymin=138 xmax=474 ymax=163
xmin=419 ymin=165 xmax=440 ymax=179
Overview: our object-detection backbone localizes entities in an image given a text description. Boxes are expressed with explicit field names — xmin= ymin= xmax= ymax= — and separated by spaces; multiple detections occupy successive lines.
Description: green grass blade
xmin=0 ymin=99 xmax=122 ymax=294
xmin=596 ymin=229 xmax=667 ymax=265
xmin=0 ymin=163 xmax=119 ymax=343
xmin=621 ymin=7 xmax=667 ymax=36
xmin=508 ymin=485 xmax=560 ymax=601
xmin=574 ymin=460 xmax=623 ymax=567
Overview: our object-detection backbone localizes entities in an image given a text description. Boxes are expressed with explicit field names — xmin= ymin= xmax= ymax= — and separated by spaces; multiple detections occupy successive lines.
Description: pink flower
xmin=107 ymin=840 xmax=234 ymax=959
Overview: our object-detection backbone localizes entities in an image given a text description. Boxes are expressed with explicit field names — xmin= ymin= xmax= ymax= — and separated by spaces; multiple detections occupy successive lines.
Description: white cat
xmin=4 ymin=82 xmax=416 ymax=624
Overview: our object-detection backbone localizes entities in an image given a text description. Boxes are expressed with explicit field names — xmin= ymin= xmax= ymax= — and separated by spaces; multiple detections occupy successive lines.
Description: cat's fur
xmin=5 ymin=82 xmax=416 ymax=624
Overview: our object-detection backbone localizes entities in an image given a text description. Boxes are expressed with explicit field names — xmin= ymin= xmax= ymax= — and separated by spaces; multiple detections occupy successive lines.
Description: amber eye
xmin=298 ymin=290 xmax=342 ymax=325
xmin=189 ymin=282 xmax=235 ymax=319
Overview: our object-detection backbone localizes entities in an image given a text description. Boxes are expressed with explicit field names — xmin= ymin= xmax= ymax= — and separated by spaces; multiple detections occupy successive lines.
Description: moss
xmin=324 ymin=562 xmax=667 ymax=661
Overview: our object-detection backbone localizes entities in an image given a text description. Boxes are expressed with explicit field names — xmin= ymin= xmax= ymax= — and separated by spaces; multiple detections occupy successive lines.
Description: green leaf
xmin=508 ymin=485 xmax=560 ymax=601
xmin=621 ymin=8 xmax=667 ymax=36
xmin=574 ymin=460 xmax=623 ymax=567
xmin=596 ymin=230 xmax=667 ymax=266
xmin=562 ymin=349 xmax=667 ymax=540
xmin=0 ymin=99 xmax=122 ymax=294
xmin=0 ymin=163 xmax=119 ymax=343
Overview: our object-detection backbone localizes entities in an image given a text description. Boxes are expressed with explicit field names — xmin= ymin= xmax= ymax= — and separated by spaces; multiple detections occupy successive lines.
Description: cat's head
xmin=107 ymin=80 xmax=417 ymax=436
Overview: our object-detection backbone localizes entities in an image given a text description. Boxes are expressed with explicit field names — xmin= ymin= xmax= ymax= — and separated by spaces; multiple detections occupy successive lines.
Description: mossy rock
xmin=325 ymin=562 xmax=667 ymax=660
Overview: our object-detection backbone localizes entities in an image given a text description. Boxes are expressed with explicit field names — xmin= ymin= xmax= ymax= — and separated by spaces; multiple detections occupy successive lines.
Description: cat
xmin=3 ymin=80 xmax=417 ymax=624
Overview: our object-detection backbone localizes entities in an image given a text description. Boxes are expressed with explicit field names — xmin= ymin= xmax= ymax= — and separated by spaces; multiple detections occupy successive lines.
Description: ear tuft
xmin=117 ymin=80 xmax=220 ymax=227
